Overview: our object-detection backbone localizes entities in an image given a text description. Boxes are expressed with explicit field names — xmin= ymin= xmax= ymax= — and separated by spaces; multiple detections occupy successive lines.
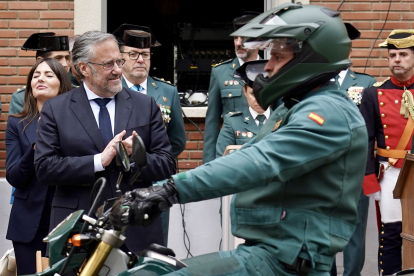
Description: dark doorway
xmin=107 ymin=0 xmax=263 ymax=92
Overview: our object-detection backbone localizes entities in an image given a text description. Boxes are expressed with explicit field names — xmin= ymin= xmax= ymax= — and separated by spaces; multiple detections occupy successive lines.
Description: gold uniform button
xmin=229 ymin=93 xmax=232 ymax=98
xmin=386 ymin=147 xmax=390 ymax=151
xmin=380 ymin=261 xmax=383 ymax=265
xmin=382 ymin=224 xmax=384 ymax=227
xmin=380 ymin=102 xmax=384 ymax=106
xmin=380 ymin=245 xmax=384 ymax=248
xmin=380 ymin=253 xmax=383 ymax=256
xmin=381 ymin=270 xmax=384 ymax=273
xmin=395 ymin=100 xmax=399 ymax=104
xmin=385 ymin=135 xmax=389 ymax=139
xmin=381 ymin=238 xmax=384 ymax=241
xmin=381 ymin=114 xmax=385 ymax=118
xmin=378 ymin=91 xmax=383 ymax=95
xmin=383 ymin=125 xmax=387 ymax=129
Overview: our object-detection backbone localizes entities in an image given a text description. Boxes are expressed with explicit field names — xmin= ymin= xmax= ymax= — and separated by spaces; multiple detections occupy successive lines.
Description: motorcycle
xmin=25 ymin=134 xmax=186 ymax=276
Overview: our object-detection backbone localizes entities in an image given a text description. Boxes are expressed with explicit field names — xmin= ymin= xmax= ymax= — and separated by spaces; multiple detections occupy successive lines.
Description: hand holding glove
xmin=110 ymin=178 xmax=179 ymax=228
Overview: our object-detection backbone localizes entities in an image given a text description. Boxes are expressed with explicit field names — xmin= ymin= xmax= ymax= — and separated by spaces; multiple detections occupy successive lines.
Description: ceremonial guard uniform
xmin=216 ymin=60 xmax=275 ymax=158
xmin=203 ymin=58 xmax=247 ymax=161
xmin=331 ymin=67 xmax=375 ymax=276
xmin=360 ymin=30 xmax=414 ymax=275
xmin=122 ymin=75 xmax=185 ymax=157
xmin=113 ymin=5 xmax=369 ymax=276
xmin=9 ymin=33 xmax=76 ymax=115
xmin=114 ymin=24 xmax=186 ymax=159
xmin=203 ymin=12 xmax=260 ymax=164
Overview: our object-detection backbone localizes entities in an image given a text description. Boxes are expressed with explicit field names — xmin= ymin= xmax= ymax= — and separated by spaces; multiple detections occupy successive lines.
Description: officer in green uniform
xmin=203 ymin=12 xmax=260 ymax=164
xmin=112 ymin=4 xmax=368 ymax=276
xmin=330 ymin=23 xmax=376 ymax=276
xmin=9 ymin=32 xmax=77 ymax=115
xmin=216 ymin=60 xmax=274 ymax=157
xmin=113 ymin=24 xmax=186 ymax=158
xmin=113 ymin=24 xmax=186 ymax=246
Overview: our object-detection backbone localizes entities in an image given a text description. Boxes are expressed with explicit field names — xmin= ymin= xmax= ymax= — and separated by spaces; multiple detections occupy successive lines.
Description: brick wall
xmin=178 ymin=118 xmax=205 ymax=172
xmin=0 ymin=0 xmax=412 ymax=176
xmin=310 ymin=0 xmax=413 ymax=81
xmin=0 ymin=1 xmax=74 ymax=176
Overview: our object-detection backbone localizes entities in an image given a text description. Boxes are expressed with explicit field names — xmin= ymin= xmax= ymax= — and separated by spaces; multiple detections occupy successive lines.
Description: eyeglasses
xmin=121 ymin=51 xmax=152 ymax=60
xmin=87 ymin=58 xmax=126 ymax=70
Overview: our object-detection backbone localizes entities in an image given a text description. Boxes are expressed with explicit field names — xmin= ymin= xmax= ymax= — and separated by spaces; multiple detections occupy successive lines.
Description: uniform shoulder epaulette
xmin=213 ymin=59 xmax=232 ymax=68
xmin=153 ymin=77 xmax=176 ymax=86
xmin=353 ymin=71 xmax=374 ymax=77
xmin=373 ymin=77 xmax=390 ymax=87
xmin=229 ymin=111 xmax=242 ymax=117
xmin=16 ymin=86 xmax=26 ymax=92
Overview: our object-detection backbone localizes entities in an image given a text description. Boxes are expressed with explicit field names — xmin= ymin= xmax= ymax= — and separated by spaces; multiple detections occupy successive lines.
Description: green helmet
xmin=231 ymin=3 xmax=351 ymax=109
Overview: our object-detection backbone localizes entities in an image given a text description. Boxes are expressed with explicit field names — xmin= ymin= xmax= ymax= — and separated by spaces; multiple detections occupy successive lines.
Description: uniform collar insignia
xmin=391 ymin=75 xmax=414 ymax=87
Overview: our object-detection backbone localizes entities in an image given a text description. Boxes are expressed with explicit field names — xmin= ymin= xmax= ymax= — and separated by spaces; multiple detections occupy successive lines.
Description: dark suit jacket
xmin=6 ymin=116 xmax=54 ymax=243
xmin=34 ymin=85 xmax=176 ymax=253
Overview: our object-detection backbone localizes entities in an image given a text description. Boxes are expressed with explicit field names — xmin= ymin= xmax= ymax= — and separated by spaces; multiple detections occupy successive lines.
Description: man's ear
xmin=78 ymin=62 xmax=89 ymax=78
xmin=36 ymin=56 xmax=42 ymax=61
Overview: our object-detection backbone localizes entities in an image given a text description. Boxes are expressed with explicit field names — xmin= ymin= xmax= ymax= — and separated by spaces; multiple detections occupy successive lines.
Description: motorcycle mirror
xmin=130 ymin=134 xmax=147 ymax=168
xmin=128 ymin=134 xmax=147 ymax=186
xmin=116 ymin=141 xmax=130 ymax=172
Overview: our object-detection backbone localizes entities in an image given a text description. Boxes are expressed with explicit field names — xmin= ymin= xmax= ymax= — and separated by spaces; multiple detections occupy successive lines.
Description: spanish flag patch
xmin=308 ymin=112 xmax=325 ymax=126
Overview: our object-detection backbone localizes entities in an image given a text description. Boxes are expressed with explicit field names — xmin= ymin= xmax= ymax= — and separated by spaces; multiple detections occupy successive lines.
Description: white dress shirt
xmin=84 ymin=82 xmax=115 ymax=172
xmin=249 ymin=107 xmax=271 ymax=126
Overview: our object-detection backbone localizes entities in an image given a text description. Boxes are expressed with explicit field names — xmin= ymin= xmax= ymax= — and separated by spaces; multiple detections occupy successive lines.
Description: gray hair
xmin=72 ymin=31 xmax=119 ymax=79
xmin=68 ymin=34 xmax=81 ymax=52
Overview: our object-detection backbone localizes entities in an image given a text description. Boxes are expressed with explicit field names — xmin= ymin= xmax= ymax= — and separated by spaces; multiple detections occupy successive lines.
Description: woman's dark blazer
xmin=6 ymin=116 xmax=50 ymax=243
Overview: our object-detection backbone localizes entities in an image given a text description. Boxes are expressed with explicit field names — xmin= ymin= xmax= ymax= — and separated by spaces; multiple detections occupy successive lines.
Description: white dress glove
xmin=367 ymin=191 xmax=381 ymax=201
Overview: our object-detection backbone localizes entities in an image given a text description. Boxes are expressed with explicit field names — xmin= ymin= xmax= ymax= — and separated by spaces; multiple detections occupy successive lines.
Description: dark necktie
xmin=93 ymin=98 xmax=113 ymax=146
xmin=256 ymin=114 xmax=266 ymax=129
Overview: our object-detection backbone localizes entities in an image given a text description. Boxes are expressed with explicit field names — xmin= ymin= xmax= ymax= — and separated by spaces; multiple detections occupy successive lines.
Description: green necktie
xmin=256 ymin=114 xmax=266 ymax=129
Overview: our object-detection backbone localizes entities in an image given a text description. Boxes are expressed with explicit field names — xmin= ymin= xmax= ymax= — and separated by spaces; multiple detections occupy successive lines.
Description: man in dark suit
xmin=34 ymin=30 xmax=176 ymax=254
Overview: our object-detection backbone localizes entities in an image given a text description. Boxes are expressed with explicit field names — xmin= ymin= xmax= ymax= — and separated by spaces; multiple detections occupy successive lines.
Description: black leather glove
xmin=110 ymin=178 xmax=179 ymax=228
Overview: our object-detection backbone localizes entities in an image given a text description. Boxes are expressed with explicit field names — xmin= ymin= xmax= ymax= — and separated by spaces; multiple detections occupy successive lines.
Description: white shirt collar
xmin=238 ymin=54 xmax=260 ymax=67
xmin=123 ymin=75 xmax=148 ymax=94
xmin=83 ymin=82 xmax=115 ymax=100
xmin=249 ymin=106 xmax=271 ymax=120
xmin=337 ymin=69 xmax=348 ymax=86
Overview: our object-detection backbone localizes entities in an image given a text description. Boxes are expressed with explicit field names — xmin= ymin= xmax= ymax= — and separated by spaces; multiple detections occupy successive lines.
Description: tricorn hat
xmin=233 ymin=60 xmax=268 ymax=88
xmin=21 ymin=32 xmax=69 ymax=52
xmin=379 ymin=29 xmax=414 ymax=49
xmin=233 ymin=11 xmax=261 ymax=31
xmin=112 ymin=24 xmax=161 ymax=48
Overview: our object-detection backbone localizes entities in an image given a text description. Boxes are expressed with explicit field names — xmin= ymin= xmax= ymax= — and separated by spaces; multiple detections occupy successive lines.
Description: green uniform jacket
xmin=122 ymin=76 xmax=186 ymax=158
xmin=339 ymin=69 xmax=376 ymax=107
xmin=203 ymin=58 xmax=248 ymax=164
xmin=8 ymin=75 xmax=79 ymax=115
xmin=173 ymin=84 xmax=368 ymax=271
xmin=216 ymin=108 xmax=275 ymax=158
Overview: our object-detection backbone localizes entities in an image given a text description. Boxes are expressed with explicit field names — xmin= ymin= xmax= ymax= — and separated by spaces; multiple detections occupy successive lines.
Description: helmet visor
xmin=246 ymin=61 xmax=268 ymax=83
xmin=234 ymin=60 xmax=269 ymax=87
xmin=242 ymin=37 xmax=303 ymax=54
